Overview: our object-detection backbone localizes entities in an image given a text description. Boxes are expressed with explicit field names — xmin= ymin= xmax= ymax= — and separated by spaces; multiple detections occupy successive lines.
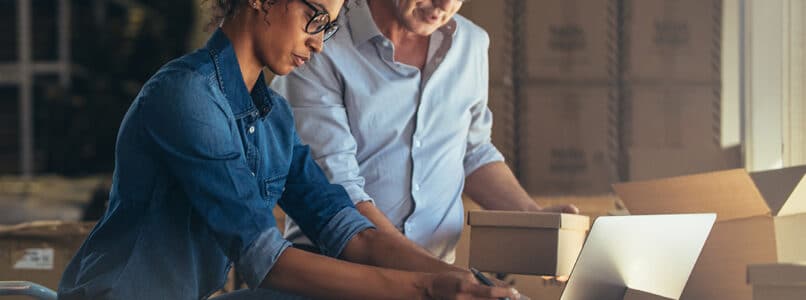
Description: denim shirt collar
xmin=206 ymin=29 xmax=277 ymax=118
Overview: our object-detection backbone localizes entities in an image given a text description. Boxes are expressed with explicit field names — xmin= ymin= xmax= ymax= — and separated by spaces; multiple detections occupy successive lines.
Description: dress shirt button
xmin=413 ymin=183 xmax=420 ymax=191
xmin=248 ymin=126 xmax=255 ymax=134
xmin=414 ymin=140 xmax=421 ymax=148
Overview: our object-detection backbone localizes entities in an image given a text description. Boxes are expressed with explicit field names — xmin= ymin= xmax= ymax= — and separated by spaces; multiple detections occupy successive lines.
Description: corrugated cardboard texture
xmin=0 ymin=221 xmax=94 ymax=300
xmin=520 ymin=85 xmax=619 ymax=195
xmin=623 ymin=0 xmax=722 ymax=83
xmin=613 ymin=169 xmax=770 ymax=222
xmin=467 ymin=211 xmax=590 ymax=230
xmin=681 ymin=217 xmax=777 ymax=300
xmin=524 ymin=0 xmax=618 ymax=81
xmin=747 ymin=263 xmax=806 ymax=285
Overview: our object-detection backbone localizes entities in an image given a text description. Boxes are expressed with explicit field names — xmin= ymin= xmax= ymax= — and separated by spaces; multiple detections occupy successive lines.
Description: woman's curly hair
xmin=204 ymin=0 xmax=351 ymax=30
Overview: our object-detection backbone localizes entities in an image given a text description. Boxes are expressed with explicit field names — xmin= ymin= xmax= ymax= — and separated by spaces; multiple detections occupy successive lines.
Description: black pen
xmin=470 ymin=268 xmax=510 ymax=300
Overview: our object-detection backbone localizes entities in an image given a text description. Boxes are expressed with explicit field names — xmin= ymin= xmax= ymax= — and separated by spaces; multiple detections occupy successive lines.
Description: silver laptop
xmin=560 ymin=213 xmax=716 ymax=300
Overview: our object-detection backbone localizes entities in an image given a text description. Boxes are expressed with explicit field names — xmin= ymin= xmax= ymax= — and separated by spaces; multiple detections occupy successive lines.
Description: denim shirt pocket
xmin=263 ymin=174 xmax=287 ymax=204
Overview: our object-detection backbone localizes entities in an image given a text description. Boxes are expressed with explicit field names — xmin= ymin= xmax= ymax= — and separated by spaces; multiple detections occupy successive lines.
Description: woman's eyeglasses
xmin=298 ymin=0 xmax=340 ymax=42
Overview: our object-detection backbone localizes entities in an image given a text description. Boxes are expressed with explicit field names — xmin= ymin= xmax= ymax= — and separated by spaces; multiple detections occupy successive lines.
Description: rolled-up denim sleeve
xmin=140 ymin=70 xmax=288 ymax=289
xmin=271 ymin=57 xmax=373 ymax=205
xmin=464 ymin=33 xmax=505 ymax=177
xmin=278 ymin=133 xmax=375 ymax=258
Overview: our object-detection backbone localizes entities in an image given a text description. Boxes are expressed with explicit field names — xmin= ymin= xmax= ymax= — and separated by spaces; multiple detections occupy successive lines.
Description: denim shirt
xmin=58 ymin=30 xmax=374 ymax=300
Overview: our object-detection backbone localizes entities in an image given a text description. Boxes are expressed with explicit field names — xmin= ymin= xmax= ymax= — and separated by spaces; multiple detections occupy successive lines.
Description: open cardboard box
xmin=467 ymin=210 xmax=590 ymax=276
xmin=747 ymin=263 xmax=806 ymax=300
xmin=613 ymin=166 xmax=806 ymax=300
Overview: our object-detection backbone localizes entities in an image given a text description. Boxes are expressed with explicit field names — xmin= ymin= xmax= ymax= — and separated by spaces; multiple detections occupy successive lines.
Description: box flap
xmin=750 ymin=165 xmax=806 ymax=216
xmin=467 ymin=210 xmax=590 ymax=230
xmin=613 ymin=169 xmax=770 ymax=222
xmin=747 ymin=263 xmax=806 ymax=285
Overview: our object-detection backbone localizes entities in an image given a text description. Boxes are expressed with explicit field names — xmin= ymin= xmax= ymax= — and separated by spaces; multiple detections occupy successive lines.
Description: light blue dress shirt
xmin=271 ymin=1 xmax=503 ymax=262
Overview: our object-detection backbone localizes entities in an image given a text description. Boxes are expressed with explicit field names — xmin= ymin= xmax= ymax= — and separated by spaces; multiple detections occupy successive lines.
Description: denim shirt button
xmin=250 ymin=171 xmax=255 ymax=177
xmin=248 ymin=126 xmax=255 ymax=134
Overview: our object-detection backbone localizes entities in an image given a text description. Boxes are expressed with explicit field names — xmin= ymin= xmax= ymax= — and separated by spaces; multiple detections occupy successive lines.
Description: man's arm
xmin=352 ymin=201 xmax=466 ymax=273
xmin=464 ymin=162 xmax=578 ymax=213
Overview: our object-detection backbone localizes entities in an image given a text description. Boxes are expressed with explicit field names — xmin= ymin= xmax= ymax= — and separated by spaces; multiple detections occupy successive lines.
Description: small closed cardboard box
xmin=0 ymin=221 xmax=94 ymax=300
xmin=613 ymin=166 xmax=806 ymax=300
xmin=747 ymin=263 xmax=806 ymax=300
xmin=467 ymin=210 xmax=590 ymax=276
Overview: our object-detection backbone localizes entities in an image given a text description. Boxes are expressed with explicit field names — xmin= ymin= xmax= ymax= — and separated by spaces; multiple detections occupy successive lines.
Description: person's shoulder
xmin=145 ymin=50 xmax=217 ymax=97
xmin=453 ymin=14 xmax=490 ymax=43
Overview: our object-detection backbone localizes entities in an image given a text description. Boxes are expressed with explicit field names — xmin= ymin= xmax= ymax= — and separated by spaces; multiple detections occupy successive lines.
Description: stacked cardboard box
xmin=747 ymin=263 xmax=806 ymax=300
xmin=0 ymin=221 xmax=94 ymax=300
xmin=462 ymin=0 xmax=620 ymax=195
xmin=613 ymin=166 xmax=806 ymax=300
xmin=622 ymin=0 xmax=731 ymax=180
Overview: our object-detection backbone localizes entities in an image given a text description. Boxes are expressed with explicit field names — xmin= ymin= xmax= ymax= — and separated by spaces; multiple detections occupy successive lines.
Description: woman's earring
xmin=252 ymin=1 xmax=260 ymax=8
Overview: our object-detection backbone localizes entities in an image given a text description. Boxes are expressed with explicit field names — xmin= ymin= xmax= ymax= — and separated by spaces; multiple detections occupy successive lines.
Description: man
xmin=271 ymin=0 xmax=578 ymax=262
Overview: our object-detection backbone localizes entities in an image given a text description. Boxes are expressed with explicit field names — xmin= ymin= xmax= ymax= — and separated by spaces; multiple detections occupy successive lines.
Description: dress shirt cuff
xmin=464 ymin=143 xmax=505 ymax=177
xmin=342 ymin=183 xmax=375 ymax=206
xmin=236 ymin=227 xmax=293 ymax=289
xmin=316 ymin=206 xmax=375 ymax=257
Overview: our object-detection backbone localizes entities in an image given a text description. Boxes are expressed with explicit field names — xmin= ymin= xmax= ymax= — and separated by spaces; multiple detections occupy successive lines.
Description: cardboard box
xmin=613 ymin=166 xmax=806 ymax=300
xmin=0 ymin=221 xmax=94 ymax=300
xmin=467 ymin=210 xmax=590 ymax=276
xmin=748 ymin=263 xmax=806 ymax=300
xmin=627 ymin=145 xmax=741 ymax=181
xmin=624 ymin=84 xmax=721 ymax=149
xmin=524 ymin=0 xmax=618 ymax=81
xmin=520 ymin=85 xmax=619 ymax=195
xmin=623 ymin=0 xmax=722 ymax=83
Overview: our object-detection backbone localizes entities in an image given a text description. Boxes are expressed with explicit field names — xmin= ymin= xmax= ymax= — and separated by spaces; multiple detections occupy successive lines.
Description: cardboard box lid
xmin=613 ymin=166 xmax=806 ymax=222
xmin=467 ymin=210 xmax=590 ymax=230
xmin=0 ymin=221 xmax=94 ymax=238
xmin=747 ymin=263 xmax=806 ymax=285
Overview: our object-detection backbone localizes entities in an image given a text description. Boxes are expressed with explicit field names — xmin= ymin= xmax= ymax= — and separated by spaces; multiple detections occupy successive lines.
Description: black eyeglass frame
xmin=297 ymin=0 xmax=340 ymax=41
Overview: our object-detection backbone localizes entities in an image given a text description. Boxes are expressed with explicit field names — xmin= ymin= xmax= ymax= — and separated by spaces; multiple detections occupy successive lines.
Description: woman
xmin=57 ymin=0 xmax=520 ymax=299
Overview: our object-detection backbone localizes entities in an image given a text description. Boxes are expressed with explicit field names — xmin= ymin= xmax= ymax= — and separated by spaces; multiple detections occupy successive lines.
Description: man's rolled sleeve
xmin=315 ymin=207 xmax=375 ymax=257
xmin=236 ymin=228 xmax=292 ymax=289
xmin=464 ymin=142 xmax=505 ymax=177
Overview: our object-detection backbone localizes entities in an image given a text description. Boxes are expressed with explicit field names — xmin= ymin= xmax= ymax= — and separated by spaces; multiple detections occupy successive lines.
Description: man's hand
xmin=419 ymin=271 xmax=519 ymax=300
xmin=538 ymin=204 xmax=579 ymax=214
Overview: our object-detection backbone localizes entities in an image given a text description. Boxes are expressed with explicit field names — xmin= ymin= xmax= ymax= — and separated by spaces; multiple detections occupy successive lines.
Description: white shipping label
xmin=13 ymin=248 xmax=55 ymax=270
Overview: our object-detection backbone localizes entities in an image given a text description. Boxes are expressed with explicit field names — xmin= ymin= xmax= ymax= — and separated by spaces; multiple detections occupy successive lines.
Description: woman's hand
xmin=419 ymin=271 xmax=520 ymax=300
